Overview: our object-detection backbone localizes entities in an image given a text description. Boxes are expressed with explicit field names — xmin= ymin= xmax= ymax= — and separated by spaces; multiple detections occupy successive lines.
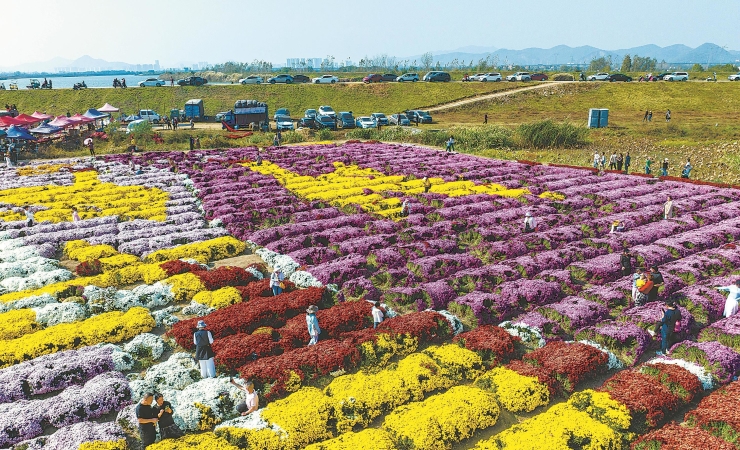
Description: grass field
xmin=0 ymin=81 xmax=525 ymax=119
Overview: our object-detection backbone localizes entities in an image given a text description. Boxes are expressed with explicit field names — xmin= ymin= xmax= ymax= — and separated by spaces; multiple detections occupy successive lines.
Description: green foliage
xmin=589 ymin=56 xmax=613 ymax=72
xmin=621 ymin=55 xmax=632 ymax=73
xmin=316 ymin=128 xmax=334 ymax=141
xmin=516 ymin=120 xmax=589 ymax=148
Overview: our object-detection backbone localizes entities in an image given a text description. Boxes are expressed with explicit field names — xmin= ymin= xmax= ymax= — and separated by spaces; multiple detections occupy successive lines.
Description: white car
xmin=138 ymin=78 xmax=165 ymax=87
xmin=396 ymin=73 xmax=419 ymax=82
xmin=239 ymin=75 xmax=263 ymax=84
xmin=506 ymin=72 xmax=531 ymax=81
xmin=313 ymin=75 xmax=338 ymax=84
xmin=729 ymin=73 xmax=740 ymax=81
xmin=664 ymin=72 xmax=689 ymax=81
xmin=318 ymin=105 xmax=336 ymax=118
xmin=355 ymin=117 xmax=377 ymax=129
xmin=275 ymin=115 xmax=294 ymax=131
xmin=587 ymin=72 xmax=610 ymax=81
xmin=138 ymin=109 xmax=162 ymax=123
xmin=469 ymin=73 xmax=487 ymax=81
xmin=479 ymin=72 xmax=502 ymax=82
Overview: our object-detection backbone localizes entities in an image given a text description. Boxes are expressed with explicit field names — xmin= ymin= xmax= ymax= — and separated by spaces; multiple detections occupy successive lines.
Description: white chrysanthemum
xmin=646 ymin=356 xmax=715 ymax=390
xmin=255 ymin=248 xmax=299 ymax=277
xmin=171 ymin=377 xmax=245 ymax=431
xmin=289 ymin=270 xmax=323 ymax=288
xmin=136 ymin=353 xmax=201 ymax=395
xmin=499 ymin=321 xmax=546 ymax=348
xmin=577 ymin=340 xmax=625 ymax=370
xmin=245 ymin=267 xmax=264 ymax=280
xmin=33 ymin=302 xmax=88 ymax=326
xmin=182 ymin=301 xmax=214 ymax=317
xmin=99 ymin=344 xmax=135 ymax=371
xmin=0 ymin=293 xmax=56 ymax=313
xmin=1 ymin=268 xmax=73 ymax=292
xmin=431 ymin=309 xmax=464 ymax=335
xmin=124 ymin=333 xmax=167 ymax=360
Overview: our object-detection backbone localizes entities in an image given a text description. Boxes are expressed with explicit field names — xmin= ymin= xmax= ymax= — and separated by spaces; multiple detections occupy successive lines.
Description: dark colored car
xmin=405 ymin=110 xmax=433 ymax=124
xmin=423 ymin=71 xmax=451 ymax=82
xmin=315 ymin=114 xmax=337 ymax=130
xmin=650 ymin=72 xmax=671 ymax=81
xmin=267 ymin=74 xmax=294 ymax=84
xmin=530 ymin=73 xmax=549 ymax=81
xmin=292 ymin=74 xmax=311 ymax=83
xmin=380 ymin=73 xmax=397 ymax=82
xmin=363 ymin=73 xmax=383 ymax=83
xmin=607 ymin=73 xmax=632 ymax=82
xmin=297 ymin=117 xmax=317 ymax=129
xmin=177 ymin=76 xmax=208 ymax=86
xmin=337 ymin=111 xmax=355 ymax=129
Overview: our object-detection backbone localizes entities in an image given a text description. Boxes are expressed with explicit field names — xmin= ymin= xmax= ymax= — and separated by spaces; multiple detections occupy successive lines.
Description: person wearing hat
xmin=661 ymin=158 xmax=669 ymax=177
xmin=306 ymin=305 xmax=321 ymax=346
xmin=717 ymin=279 xmax=740 ymax=318
xmin=193 ymin=320 xmax=216 ymax=378
xmin=270 ymin=267 xmax=285 ymax=296
xmin=523 ymin=211 xmax=536 ymax=233
xmin=656 ymin=299 xmax=681 ymax=356
xmin=663 ymin=195 xmax=674 ymax=220
xmin=400 ymin=199 xmax=411 ymax=217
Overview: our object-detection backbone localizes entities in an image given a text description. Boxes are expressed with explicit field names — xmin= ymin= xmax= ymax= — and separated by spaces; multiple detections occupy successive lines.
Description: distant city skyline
xmin=3 ymin=0 xmax=739 ymax=70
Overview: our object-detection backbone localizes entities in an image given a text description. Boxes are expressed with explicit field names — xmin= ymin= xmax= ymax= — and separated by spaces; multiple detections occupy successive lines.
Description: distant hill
xmin=406 ymin=43 xmax=739 ymax=67
xmin=0 ymin=55 xmax=155 ymax=74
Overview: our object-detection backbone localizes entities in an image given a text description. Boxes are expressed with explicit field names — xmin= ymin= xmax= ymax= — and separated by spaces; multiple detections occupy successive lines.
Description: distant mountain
xmin=405 ymin=43 xmax=739 ymax=67
xmin=0 ymin=55 xmax=157 ymax=74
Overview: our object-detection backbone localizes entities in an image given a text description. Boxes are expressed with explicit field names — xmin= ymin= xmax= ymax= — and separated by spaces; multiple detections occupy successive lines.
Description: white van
xmin=138 ymin=109 xmax=162 ymax=123
xmin=664 ymin=72 xmax=689 ymax=81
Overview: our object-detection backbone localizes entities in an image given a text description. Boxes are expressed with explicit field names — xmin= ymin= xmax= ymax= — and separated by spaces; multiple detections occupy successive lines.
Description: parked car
xmin=664 ymin=72 xmax=689 ymax=81
xmin=138 ymin=78 xmax=165 ymax=87
xmin=506 ymin=72 xmax=532 ymax=81
xmin=138 ymin=109 xmax=162 ymax=123
xmin=423 ymin=71 xmax=451 ymax=82
xmin=239 ymin=75 xmax=263 ymax=84
xmin=648 ymin=72 xmax=671 ymax=81
xmin=380 ymin=74 xmax=397 ymax=82
xmin=318 ymin=105 xmax=336 ymax=118
xmin=274 ymin=108 xmax=290 ymax=120
xmin=267 ymin=74 xmax=294 ymax=84
xmin=607 ymin=73 xmax=632 ymax=82
xmin=530 ymin=73 xmax=549 ymax=81
xmin=176 ymin=76 xmax=208 ymax=86
xmin=363 ymin=74 xmax=383 ymax=83
xmin=586 ymin=72 xmax=610 ymax=81
xmin=469 ymin=73 xmax=486 ymax=81
xmin=292 ymin=74 xmax=311 ymax=83
xmin=729 ymin=73 xmax=740 ymax=81
xmin=356 ymin=117 xmax=377 ymax=129
xmin=389 ymin=113 xmax=410 ymax=126
xmin=315 ymin=114 xmax=337 ymax=130
xmin=479 ymin=73 xmax=502 ymax=82
xmin=405 ymin=110 xmax=432 ymax=124
xmin=297 ymin=117 xmax=317 ymax=129
xmin=337 ymin=111 xmax=355 ymax=129
xmin=215 ymin=111 xmax=231 ymax=122
xmin=396 ymin=73 xmax=419 ymax=82
xmin=312 ymin=75 xmax=338 ymax=84
xmin=370 ymin=113 xmax=388 ymax=126
xmin=274 ymin=115 xmax=294 ymax=131
xmin=304 ymin=109 xmax=317 ymax=119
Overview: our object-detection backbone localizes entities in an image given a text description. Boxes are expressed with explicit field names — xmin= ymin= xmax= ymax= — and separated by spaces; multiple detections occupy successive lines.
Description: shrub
xmin=553 ymin=73 xmax=575 ymax=81
xmin=517 ymin=120 xmax=588 ymax=148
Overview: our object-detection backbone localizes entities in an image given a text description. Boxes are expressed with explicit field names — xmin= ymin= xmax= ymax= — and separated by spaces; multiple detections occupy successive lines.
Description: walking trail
xmin=424 ymin=81 xmax=564 ymax=112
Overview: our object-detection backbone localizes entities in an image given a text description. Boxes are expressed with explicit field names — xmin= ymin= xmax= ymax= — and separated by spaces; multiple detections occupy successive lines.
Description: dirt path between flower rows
xmin=425 ymin=82 xmax=562 ymax=113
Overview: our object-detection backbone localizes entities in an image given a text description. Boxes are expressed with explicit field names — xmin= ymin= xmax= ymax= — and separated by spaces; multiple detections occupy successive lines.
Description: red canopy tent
xmin=0 ymin=116 xmax=26 ymax=128
xmin=48 ymin=116 xmax=76 ymax=128
xmin=70 ymin=114 xmax=95 ymax=124
xmin=31 ymin=111 xmax=54 ymax=120
xmin=13 ymin=114 xmax=42 ymax=126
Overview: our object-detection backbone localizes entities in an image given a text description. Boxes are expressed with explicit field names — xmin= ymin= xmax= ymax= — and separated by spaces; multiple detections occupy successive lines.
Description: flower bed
xmin=575 ymin=320 xmax=652 ymax=366
xmin=453 ymin=324 xmax=521 ymax=363
xmin=669 ymin=340 xmax=740 ymax=385
xmin=684 ymin=380 xmax=740 ymax=440
xmin=632 ymin=422 xmax=736 ymax=450
xmin=699 ymin=313 xmax=740 ymax=351
xmin=522 ymin=341 xmax=609 ymax=393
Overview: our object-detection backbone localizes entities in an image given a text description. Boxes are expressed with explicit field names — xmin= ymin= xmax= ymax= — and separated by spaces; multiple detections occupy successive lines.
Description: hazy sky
xmin=4 ymin=0 xmax=739 ymax=67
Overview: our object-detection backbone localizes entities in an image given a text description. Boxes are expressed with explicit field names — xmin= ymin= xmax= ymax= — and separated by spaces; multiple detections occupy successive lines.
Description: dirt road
xmin=425 ymin=82 xmax=564 ymax=112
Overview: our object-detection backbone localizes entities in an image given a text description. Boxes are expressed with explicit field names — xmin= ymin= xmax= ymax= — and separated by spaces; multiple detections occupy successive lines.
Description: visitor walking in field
xmin=306 ymin=305 xmax=321 ymax=345
xmin=483 ymin=114 xmax=488 ymax=124
xmin=256 ymin=150 xmax=263 ymax=166
xmin=445 ymin=136 xmax=455 ymax=153
xmin=665 ymin=110 xmax=671 ymax=122
xmin=664 ymin=195 xmax=674 ymax=220
xmin=136 ymin=393 xmax=159 ymax=448
xmin=643 ymin=110 xmax=649 ymax=122
xmin=648 ymin=111 xmax=653 ymax=122
xmin=72 ymin=208 xmax=81 ymax=222
xmin=648 ymin=265 xmax=665 ymax=303
xmin=423 ymin=177 xmax=432 ymax=193
xmin=717 ymin=279 xmax=740 ymax=318
xmin=681 ymin=159 xmax=692 ymax=179
xmin=656 ymin=299 xmax=681 ymax=356
xmin=592 ymin=151 xmax=600 ymax=169
xmin=372 ymin=301 xmax=385 ymax=328
xmin=154 ymin=393 xmax=184 ymax=439
xmin=87 ymin=140 xmax=95 ymax=157
xmin=616 ymin=153 xmax=624 ymax=171
xmin=23 ymin=207 xmax=34 ymax=227
xmin=270 ymin=267 xmax=285 ymax=296
xmin=624 ymin=152 xmax=631 ymax=173
xmin=401 ymin=199 xmax=411 ymax=217
xmin=523 ymin=211 xmax=536 ymax=233
xmin=620 ymin=248 xmax=633 ymax=276
xmin=661 ymin=158 xmax=669 ymax=177
xmin=600 ymin=152 xmax=606 ymax=170
xmin=635 ymin=272 xmax=652 ymax=306
xmin=609 ymin=152 xmax=617 ymax=170
xmin=193 ymin=320 xmax=216 ymax=378
xmin=645 ymin=157 xmax=652 ymax=175
xmin=230 ymin=378 xmax=260 ymax=416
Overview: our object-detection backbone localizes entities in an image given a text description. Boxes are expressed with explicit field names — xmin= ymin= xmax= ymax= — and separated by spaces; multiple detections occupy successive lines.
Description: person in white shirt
xmin=718 ymin=280 xmax=740 ymax=318
xmin=270 ymin=267 xmax=285 ymax=296
xmin=593 ymin=152 xmax=600 ymax=168
xmin=523 ymin=211 xmax=536 ymax=233
xmin=23 ymin=207 xmax=34 ymax=227
xmin=664 ymin=195 xmax=674 ymax=220
xmin=609 ymin=153 xmax=617 ymax=170
xmin=230 ymin=378 xmax=259 ymax=416
xmin=71 ymin=208 xmax=81 ymax=222
xmin=371 ymin=301 xmax=385 ymax=328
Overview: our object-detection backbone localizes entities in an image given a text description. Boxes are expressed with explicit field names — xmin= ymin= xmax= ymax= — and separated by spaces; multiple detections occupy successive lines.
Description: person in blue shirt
xmin=656 ymin=299 xmax=681 ymax=356
xmin=306 ymin=305 xmax=321 ymax=345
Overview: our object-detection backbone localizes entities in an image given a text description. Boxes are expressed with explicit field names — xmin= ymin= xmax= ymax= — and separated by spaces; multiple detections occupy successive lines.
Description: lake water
xmin=0 ymin=74 xmax=165 ymax=90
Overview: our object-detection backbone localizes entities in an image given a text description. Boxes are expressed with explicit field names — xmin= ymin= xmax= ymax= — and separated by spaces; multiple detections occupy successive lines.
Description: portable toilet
xmin=588 ymin=108 xmax=609 ymax=128
xmin=170 ymin=109 xmax=180 ymax=120
xmin=598 ymin=109 xmax=609 ymax=128
xmin=184 ymin=99 xmax=204 ymax=120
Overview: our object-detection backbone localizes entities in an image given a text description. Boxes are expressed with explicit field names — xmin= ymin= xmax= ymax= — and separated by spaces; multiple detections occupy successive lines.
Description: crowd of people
xmin=592 ymin=151 xmax=693 ymax=178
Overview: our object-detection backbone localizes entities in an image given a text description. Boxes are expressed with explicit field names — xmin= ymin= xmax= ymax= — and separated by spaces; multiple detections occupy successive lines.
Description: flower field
xmin=1 ymin=142 xmax=740 ymax=449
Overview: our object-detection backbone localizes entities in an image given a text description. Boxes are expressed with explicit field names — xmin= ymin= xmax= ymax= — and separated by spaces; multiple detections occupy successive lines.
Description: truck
xmin=184 ymin=99 xmax=204 ymax=121
xmin=218 ymin=100 xmax=269 ymax=131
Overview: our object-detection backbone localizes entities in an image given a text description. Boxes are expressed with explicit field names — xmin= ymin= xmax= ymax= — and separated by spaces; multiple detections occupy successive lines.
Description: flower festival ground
xmin=1 ymin=142 xmax=740 ymax=449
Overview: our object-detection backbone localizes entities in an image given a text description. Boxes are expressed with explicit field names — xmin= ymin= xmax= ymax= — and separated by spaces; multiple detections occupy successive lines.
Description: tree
xmin=588 ymin=56 xmax=612 ymax=72
xmin=691 ymin=63 xmax=704 ymax=72
xmin=420 ymin=52 xmax=434 ymax=70
xmin=620 ymin=54 xmax=632 ymax=73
